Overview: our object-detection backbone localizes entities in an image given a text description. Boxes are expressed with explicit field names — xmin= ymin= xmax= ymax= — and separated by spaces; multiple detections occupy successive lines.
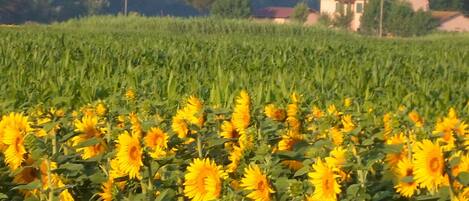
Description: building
xmin=432 ymin=11 xmax=469 ymax=32
xmin=319 ymin=0 xmax=429 ymax=30
xmin=253 ymin=7 xmax=319 ymax=25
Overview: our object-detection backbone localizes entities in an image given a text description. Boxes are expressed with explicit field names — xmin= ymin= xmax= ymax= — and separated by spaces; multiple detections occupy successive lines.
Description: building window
xmin=356 ymin=3 xmax=363 ymax=13
xmin=335 ymin=2 xmax=344 ymax=13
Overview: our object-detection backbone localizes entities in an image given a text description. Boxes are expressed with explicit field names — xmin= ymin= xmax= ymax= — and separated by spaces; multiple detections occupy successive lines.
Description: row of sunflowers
xmin=0 ymin=90 xmax=467 ymax=201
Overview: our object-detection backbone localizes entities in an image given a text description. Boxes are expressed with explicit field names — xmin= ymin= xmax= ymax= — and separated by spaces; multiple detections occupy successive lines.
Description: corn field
xmin=0 ymin=16 xmax=468 ymax=201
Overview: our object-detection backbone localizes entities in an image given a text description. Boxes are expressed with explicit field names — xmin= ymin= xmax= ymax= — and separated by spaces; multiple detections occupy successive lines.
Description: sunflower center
xmin=14 ymin=135 xmax=23 ymax=152
xmin=323 ymin=177 xmax=333 ymax=193
xmin=429 ymin=157 xmax=440 ymax=172
xmin=129 ymin=145 xmax=139 ymax=161
xmin=257 ymin=180 xmax=266 ymax=191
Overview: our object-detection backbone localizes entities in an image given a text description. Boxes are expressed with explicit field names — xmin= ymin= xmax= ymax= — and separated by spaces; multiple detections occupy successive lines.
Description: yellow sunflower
xmin=328 ymin=127 xmax=343 ymax=146
xmin=325 ymin=147 xmax=346 ymax=168
xmin=1 ymin=113 xmax=31 ymax=170
xmin=341 ymin=115 xmax=355 ymax=133
xmin=232 ymin=90 xmax=251 ymax=132
xmin=408 ymin=111 xmax=424 ymax=128
xmin=344 ymin=98 xmax=352 ymax=108
xmin=433 ymin=108 xmax=468 ymax=150
xmin=172 ymin=113 xmax=189 ymax=138
xmin=308 ymin=158 xmax=341 ymax=201
xmin=183 ymin=158 xmax=226 ymax=201
xmin=116 ymin=131 xmax=143 ymax=179
xmin=385 ymin=133 xmax=407 ymax=170
xmin=95 ymin=102 xmax=107 ymax=116
xmin=240 ymin=164 xmax=274 ymax=201
xmin=172 ymin=96 xmax=205 ymax=138
xmin=383 ymin=112 xmax=394 ymax=139
xmin=99 ymin=179 xmax=113 ymax=201
xmin=144 ymin=127 xmax=168 ymax=159
xmin=72 ymin=114 xmax=105 ymax=159
xmin=264 ymin=104 xmax=286 ymax=122
xmin=227 ymin=145 xmax=244 ymax=173
xmin=220 ymin=121 xmax=239 ymax=139
xmin=413 ymin=140 xmax=445 ymax=193
xmin=309 ymin=106 xmax=324 ymax=120
xmin=286 ymin=102 xmax=300 ymax=132
xmin=395 ymin=158 xmax=417 ymax=198
xmin=125 ymin=88 xmax=136 ymax=101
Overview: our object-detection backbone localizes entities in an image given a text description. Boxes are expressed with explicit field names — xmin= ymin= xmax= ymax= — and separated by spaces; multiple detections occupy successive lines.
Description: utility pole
xmin=379 ymin=0 xmax=384 ymax=37
xmin=124 ymin=0 xmax=128 ymax=16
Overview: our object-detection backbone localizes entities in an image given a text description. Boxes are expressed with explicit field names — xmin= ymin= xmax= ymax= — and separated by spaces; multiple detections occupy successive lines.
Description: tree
xmin=360 ymin=0 xmax=435 ymax=36
xmin=210 ymin=0 xmax=250 ymax=18
xmin=291 ymin=1 xmax=309 ymax=23
xmin=85 ymin=0 xmax=109 ymax=15
xmin=429 ymin=0 xmax=462 ymax=11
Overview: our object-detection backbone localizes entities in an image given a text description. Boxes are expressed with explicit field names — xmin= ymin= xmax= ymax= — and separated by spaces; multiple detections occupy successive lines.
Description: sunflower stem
xmin=197 ymin=135 xmax=203 ymax=158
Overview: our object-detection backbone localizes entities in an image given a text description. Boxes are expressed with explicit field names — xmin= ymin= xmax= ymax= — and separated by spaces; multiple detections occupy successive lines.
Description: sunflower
xmin=129 ymin=112 xmax=142 ymax=138
xmin=395 ymin=158 xmax=417 ymax=198
xmin=116 ymin=131 xmax=143 ymax=179
xmin=341 ymin=115 xmax=355 ymax=133
xmin=232 ymin=90 xmax=251 ymax=132
xmin=240 ymin=164 xmax=274 ymax=201
xmin=172 ymin=96 xmax=205 ymax=139
xmin=1 ymin=113 xmax=31 ymax=170
xmin=227 ymin=145 xmax=244 ymax=173
xmin=308 ymin=158 xmax=341 ymax=201
xmin=59 ymin=189 xmax=75 ymax=201
xmin=220 ymin=121 xmax=239 ymax=139
xmin=327 ymin=104 xmax=340 ymax=116
xmin=264 ymin=104 xmax=286 ymax=122
xmin=286 ymin=102 xmax=300 ymax=132
xmin=450 ymin=153 xmax=469 ymax=189
xmin=172 ymin=113 xmax=189 ymax=138
xmin=278 ymin=130 xmax=303 ymax=151
xmin=72 ymin=114 xmax=105 ymax=159
xmin=328 ymin=127 xmax=343 ymax=146
xmin=95 ymin=102 xmax=107 ymax=116
xmin=408 ymin=111 xmax=424 ymax=128
xmin=183 ymin=158 xmax=226 ymax=201
xmin=385 ymin=133 xmax=407 ymax=170
xmin=125 ymin=88 xmax=136 ymax=101
xmin=144 ymin=127 xmax=168 ymax=159
xmin=325 ymin=147 xmax=346 ymax=168
xmin=99 ymin=179 xmax=114 ymax=201
xmin=344 ymin=98 xmax=352 ymax=108
xmin=383 ymin=112 xmax=394 ymax=139
xmin=433 ymin=108 xmax=468 ymax=150
xmin=413 ymin=140 xmax=445 ymax=193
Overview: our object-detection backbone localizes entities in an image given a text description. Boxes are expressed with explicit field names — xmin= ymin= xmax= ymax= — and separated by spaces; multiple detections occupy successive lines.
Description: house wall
xmin=438 ymin=16 xmax=469 ymax=32
xmin=320 ymin=0 xmax=336 ymax=14
xmin=406 ymin=0 xmax=429 ymax=11
xmin=305 ymin=13 xmax=320 ymax=25
xmin=273 ymin=18 xmax=289 ymax=24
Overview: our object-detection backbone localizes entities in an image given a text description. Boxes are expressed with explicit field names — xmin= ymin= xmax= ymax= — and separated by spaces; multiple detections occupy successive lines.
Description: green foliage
xmin=360 ymin=0 xmax=436 ymax=37
xmin=291 ymin=1 xmax=310 ymax=23
xmin=333 ymin=3 xmax=353 ymax=29
xmin=186 ymin=0 xmax=215 ymax=11
xmin=429 ymin=0 xmax=463 ymax=11
xmin=210 ymin=0 xmax=251 ymax=19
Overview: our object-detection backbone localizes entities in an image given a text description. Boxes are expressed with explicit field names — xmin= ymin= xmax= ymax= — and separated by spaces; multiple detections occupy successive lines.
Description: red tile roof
xmin=253 ymin=7 xmax=317 ymax=19
xmin=431 ymin=11 xmax=463 ymax=23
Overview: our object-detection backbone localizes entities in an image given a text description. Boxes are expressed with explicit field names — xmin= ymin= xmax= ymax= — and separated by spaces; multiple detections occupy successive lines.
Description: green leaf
xmin=293 ymin=166 xmax=309 ymax=177
xmin=89 ymin=172 xmax=107 ymax=184
xmin=0 ymin=193 xmax=7 ymax=199
xmin=73 ymin=137 xmax=100 ymax=148
xmin=449 ymin=157 xmax=461 ymax=168
xmin=457 ymin=172 xmax=469 ymax=186
xmin=60 ymin=163 xmax=84 ymax=171
xmin=206 ymin=138 xmax=230 ymax=148
xmin=154 ymin=189 xmax=176 ymax=201
xmin=383 ymin=144 xmax=403 ymax=154
xmin=346 ymin=184 xmax=361 ymax=196
xmin=12 ymin=180 xmax=41 ymax=190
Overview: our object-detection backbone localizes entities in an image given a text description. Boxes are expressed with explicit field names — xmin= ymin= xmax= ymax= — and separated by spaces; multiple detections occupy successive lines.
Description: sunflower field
xmin=0 ymin=16 xmax=468 ymax=201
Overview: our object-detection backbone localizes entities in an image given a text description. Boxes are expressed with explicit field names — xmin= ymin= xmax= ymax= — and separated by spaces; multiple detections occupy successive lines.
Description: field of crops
xmin=0 ymin=16 xmax=468 ymax=201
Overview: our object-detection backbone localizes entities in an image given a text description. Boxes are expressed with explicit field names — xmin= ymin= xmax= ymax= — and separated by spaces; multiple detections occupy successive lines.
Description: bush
xmin=292 ymin=1 xmax=309 ymax=23
xmin=210 ymin=0 xmax=250 ymax=19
